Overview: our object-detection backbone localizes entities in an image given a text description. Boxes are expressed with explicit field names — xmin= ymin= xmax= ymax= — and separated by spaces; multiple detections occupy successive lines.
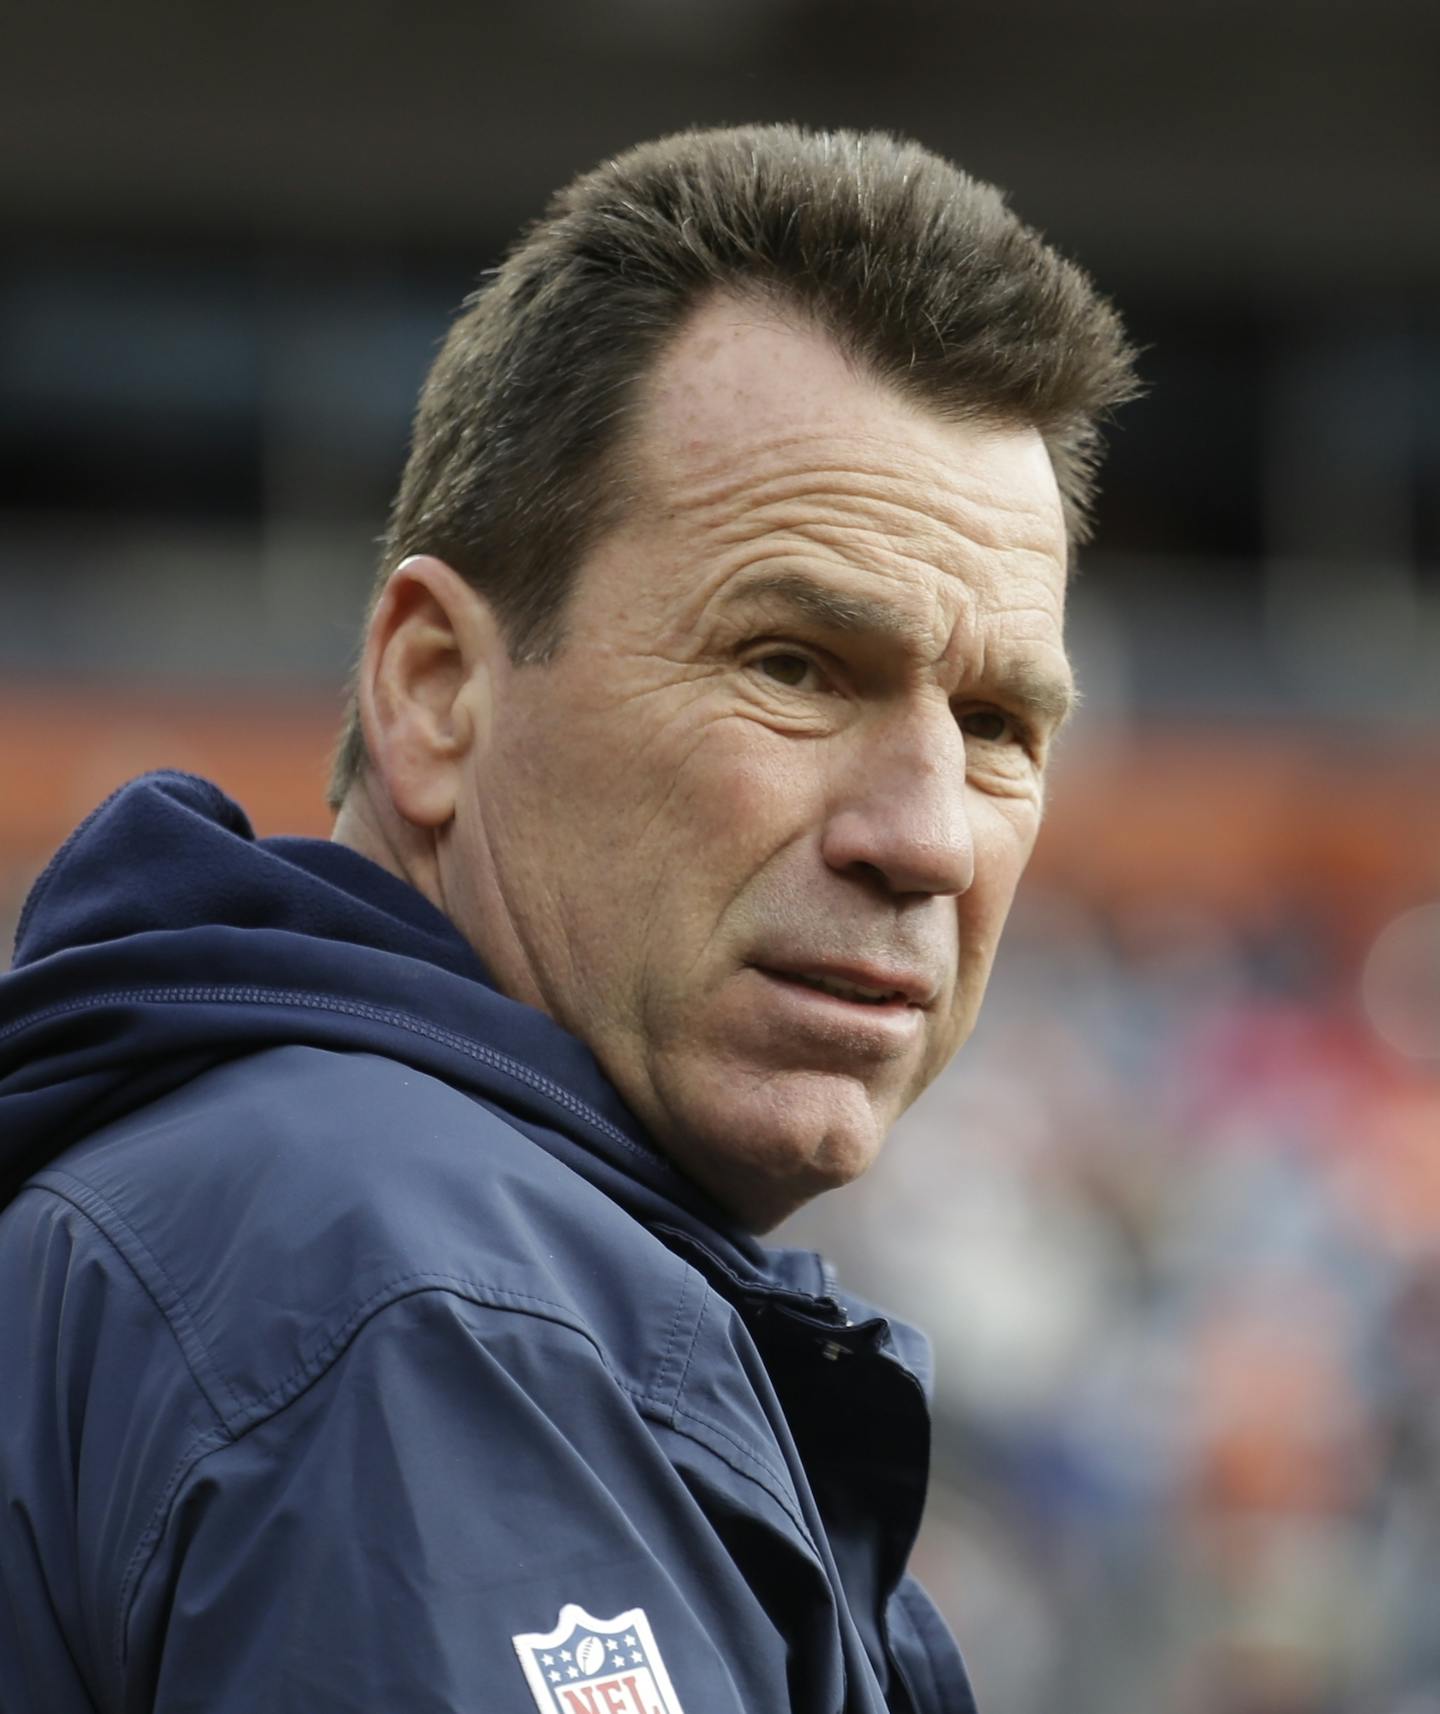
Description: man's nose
xmin=820 ymin=713 xmax=975 ymax=898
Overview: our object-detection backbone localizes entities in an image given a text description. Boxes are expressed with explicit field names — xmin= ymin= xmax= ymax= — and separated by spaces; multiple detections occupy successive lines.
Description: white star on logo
xmin=560 ymin=1650 xmax=572 ymax=1661
xmin=624 ymin=1634 xmax=636 ymax=1647
xmin=567 ymin=1666 xmax=579 ymax=1679
xmin=548 ymin=1673 xmax=560 ymax=1684
xmin=631 ymin=1650 xmax=643 ymax=1663
xmin=542 ymin=1655 xmax=553 ymax=1666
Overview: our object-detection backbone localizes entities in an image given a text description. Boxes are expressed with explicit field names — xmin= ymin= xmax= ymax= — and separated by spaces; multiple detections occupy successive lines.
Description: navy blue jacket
xmin=0 ymin=773 xmax=976 ymax=1714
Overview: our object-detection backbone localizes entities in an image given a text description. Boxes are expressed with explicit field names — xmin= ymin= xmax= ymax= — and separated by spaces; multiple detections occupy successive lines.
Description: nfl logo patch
xmin=511 ymin=1604 xmax=686 ymax=1714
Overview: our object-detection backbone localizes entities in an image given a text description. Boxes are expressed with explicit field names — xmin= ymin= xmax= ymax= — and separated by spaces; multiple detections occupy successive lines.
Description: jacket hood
xmin=0 ymin=773 xmax=781 ymax=1280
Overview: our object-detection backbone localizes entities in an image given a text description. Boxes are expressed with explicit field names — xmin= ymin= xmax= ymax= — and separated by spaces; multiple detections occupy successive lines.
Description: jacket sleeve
xmin=121 ymin=1287 xmax=778 ymax=1714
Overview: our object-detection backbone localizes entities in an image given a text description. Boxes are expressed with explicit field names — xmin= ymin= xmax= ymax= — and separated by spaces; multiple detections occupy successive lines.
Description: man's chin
xmin=648 ymin=1064 xmax=893 ymax=1232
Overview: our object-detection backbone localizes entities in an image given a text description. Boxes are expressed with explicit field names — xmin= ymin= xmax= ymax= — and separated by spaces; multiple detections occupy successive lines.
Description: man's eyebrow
xmin=718 ymin=569 xmax=933 ymax=646
xmin=719 ymin=568 xmax=1075 ymax=730
xmin=992 ymin=661 xmax=1076 ymax=732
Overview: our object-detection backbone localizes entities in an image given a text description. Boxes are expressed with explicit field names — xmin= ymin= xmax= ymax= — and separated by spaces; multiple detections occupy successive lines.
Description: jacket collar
xmin=1 ymin=772 xmax=858 ymax=1321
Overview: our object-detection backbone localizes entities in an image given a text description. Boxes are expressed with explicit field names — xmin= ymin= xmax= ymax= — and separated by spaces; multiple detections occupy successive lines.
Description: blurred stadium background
xmin=3 ymin=3 xmax=1438 ymax=1710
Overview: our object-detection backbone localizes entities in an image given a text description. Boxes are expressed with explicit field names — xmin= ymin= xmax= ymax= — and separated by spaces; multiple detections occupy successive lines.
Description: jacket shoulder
xmin=33 ymin=1044 xmax=699 ymax=1429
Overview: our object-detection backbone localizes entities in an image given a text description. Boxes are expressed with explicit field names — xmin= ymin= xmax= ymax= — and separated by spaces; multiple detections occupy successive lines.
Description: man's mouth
xmin=752 ymin=960 xmax=934 ymax=1009
xmin=783 ymin=971 xmax=909 ymax=1006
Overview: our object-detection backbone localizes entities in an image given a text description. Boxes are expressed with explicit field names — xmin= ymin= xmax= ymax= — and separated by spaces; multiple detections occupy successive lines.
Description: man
xmin=0 ymin=126 xmax=1135 ymax=1712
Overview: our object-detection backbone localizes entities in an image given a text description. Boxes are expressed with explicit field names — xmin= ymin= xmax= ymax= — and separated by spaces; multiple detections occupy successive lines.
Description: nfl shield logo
xmin=511 ymin=1604 xmax=686 ymax=1714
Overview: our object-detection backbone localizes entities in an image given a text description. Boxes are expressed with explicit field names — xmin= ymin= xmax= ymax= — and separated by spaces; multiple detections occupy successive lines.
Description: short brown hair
xmin=329 ymin=123 xmax=1137 ymax=807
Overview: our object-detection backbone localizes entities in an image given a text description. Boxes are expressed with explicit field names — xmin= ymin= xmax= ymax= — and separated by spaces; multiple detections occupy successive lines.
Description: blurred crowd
xmin=787 ymin=881 xmax=1440 ymax=1714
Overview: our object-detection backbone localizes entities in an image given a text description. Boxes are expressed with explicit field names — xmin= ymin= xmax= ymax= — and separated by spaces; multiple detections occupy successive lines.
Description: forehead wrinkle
xmin=711 ymin=504 xmax=973 ymax=590
xmin=698 ymin=507 xmax=983 ymax=661
xmin=686 ymin=498 xmax=1064 ymax=667
xmin=740 ymin=513 xmax=1066 ymax=609
xmin=666 ymin=477 xmax=1063 ymax=627
xmin=658 ymin=431 xmax=1063 ymax=564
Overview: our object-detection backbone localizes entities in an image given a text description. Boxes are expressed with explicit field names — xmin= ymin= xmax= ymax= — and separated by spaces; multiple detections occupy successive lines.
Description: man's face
xmin=442 ymin=297 xmax=1071 ymax=1229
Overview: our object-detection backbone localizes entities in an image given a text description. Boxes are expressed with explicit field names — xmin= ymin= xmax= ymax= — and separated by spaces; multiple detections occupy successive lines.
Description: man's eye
xmin=960 ymin=708 xmax=1019 ymax=744
xmin=754 ymin=652 xmax=816 ymax=689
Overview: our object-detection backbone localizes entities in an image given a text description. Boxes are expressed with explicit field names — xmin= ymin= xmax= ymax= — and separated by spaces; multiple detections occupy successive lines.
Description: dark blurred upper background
xmin=3 ymin=0 xmax=1438 ymax=716
xmin=3 ymin=5 xmax=1438 ymax=1712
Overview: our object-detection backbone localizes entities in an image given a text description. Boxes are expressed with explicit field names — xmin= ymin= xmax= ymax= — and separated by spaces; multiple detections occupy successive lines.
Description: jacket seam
xmin=115 ymin=1283 xmax=617 ymax=1680
xmin=668 ymin=1398 xmax=807 ymax=1523
xmin=28 ymin=1175 xmax=244 ymax=1424
xmin=674 ymin=1280 xmax=707 ymax=1402
xmin=233 ymin=1273 xmax=598 ymax=1432
xmin=1 ymin=986 xmax=659 ymax=1170
xmin=618 ymin=1381 xmax=819 ymax=1551
xmin=661 ymin=1290 xmax=803 ymax=1502
xmin=646 ymin=1255 xmax=695 ymax=1408
xmin=620 ymin=1283 xmax=812 ymax=1537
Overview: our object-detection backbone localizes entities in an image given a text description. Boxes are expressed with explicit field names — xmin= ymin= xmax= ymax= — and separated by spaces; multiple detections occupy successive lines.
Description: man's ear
xmin=357 ymin=555 xmax=504 ymax=829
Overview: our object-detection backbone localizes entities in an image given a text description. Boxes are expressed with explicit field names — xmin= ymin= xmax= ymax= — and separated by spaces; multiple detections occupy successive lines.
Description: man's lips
xmin=749 ymin=960 xmax=937 ymax=1009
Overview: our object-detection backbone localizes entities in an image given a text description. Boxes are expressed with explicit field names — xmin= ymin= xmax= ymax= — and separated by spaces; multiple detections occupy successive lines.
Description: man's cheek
xmin=675 ymin=726 xmax=817 ymax=838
